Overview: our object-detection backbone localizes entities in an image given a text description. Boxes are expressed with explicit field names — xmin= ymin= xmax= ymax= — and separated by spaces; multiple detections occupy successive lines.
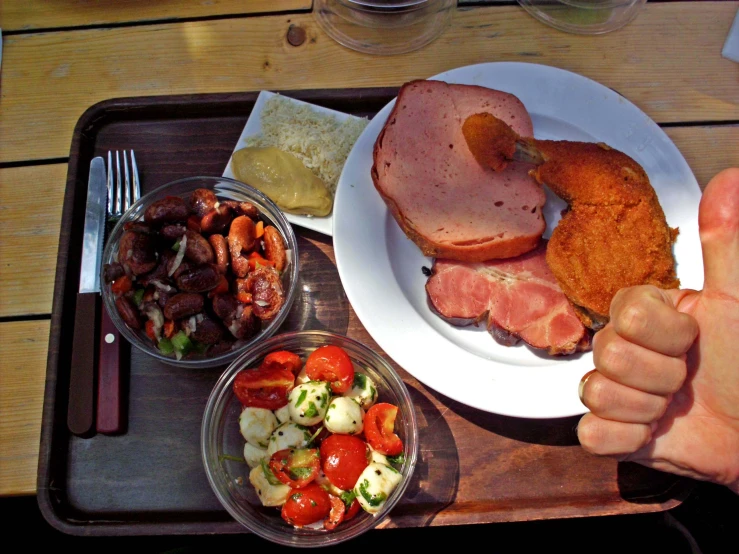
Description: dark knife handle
xmin=67 ymin=292 xmax=99 ymax=437
xmin=96 ymin=304 xmax=125 ymax=434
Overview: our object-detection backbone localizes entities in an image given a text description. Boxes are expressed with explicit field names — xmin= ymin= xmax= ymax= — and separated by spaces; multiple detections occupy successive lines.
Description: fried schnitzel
xmin=462 ymin=112 xmax=680 ymax=329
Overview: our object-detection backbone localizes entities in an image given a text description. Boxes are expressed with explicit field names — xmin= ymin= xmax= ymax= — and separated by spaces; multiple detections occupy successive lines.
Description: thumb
xmin=698 ymin=168 xmax=739 ymax=293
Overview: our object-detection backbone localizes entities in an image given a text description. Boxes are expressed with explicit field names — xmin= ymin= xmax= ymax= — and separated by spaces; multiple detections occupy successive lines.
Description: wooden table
xmin=0 ymin=0 xmax=737 ymax=511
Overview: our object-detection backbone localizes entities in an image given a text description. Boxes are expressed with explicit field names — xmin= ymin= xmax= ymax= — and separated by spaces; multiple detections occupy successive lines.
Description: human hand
xmin=577 ymin=168 xmax=739 ymax=493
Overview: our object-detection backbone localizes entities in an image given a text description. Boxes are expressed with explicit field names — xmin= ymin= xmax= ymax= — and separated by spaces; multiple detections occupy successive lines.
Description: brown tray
xmin=37 ymin=88 xmax=692 ymax=536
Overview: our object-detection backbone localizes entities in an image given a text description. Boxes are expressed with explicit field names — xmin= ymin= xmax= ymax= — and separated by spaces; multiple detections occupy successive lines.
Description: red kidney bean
xmin=246 ymin=267 xmax=285 ymax=321
xmin=191 ymin=315 xmax=224 ymax=345
xmin=190 ymin=188 xmax=218 ymax=217
xmin=176 ymin=264 xmax=220 ymax=292
xmin=200 ymin=205 xmax=233 ymax=235
xmin=212 ymin=293 xmax=238 ymax=321
xmin=103 ymin=262 xmax=126 ymax=283
xmin=161 ymin=224 xmax=186 ymax=240
xmin=118 ymin=230 xmax=157 ymax=275
xmin=262 ymin=225 xmax=287 ymax=272
xmin=208 ymin=338 xmax=236 ymax=357
xmin=163 ymin=292 xmax=205 ymax=320
xmin=115 ymin=296 xmax=142 ymax=329
xmin=227 ymin=305 xmax=261 ymax=340
xmin=123 ymin=221 xmax=153 ymax=234
xmin=184 ymin=229 xmax=215 ymax=265
xmin=208 ymin=234 xmax=230 ymax=274
xmin=144 ymin=196 xmax=190 ymax=225
xmin=228 ymin=216 xmax=256 ymax=278
xmin=221 ymin=200 xmax=260 ymax=219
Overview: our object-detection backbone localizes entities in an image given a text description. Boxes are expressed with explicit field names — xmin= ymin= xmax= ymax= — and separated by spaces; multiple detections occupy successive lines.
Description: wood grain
xmin=0 ymin=165 xmax=67 ymax=318
xmin=1 ymin=3 xmax=738 ymax=163
xmin=0 ymin=321 xmax=49 ymax=496
xmin=664 ymin=125 xmax=739 ymax=187
xmin=0 ymin=0 xmax=311 ymax=32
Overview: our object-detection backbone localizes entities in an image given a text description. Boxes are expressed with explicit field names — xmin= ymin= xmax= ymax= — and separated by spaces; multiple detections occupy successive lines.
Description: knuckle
xmin=614 ymin=302 xmax=650 ymax=341
xmin=663 ymin=359 xmax=688 ymax=394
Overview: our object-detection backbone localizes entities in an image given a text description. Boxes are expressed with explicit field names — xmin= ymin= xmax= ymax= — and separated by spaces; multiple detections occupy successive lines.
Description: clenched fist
xmin=577 ymin=168 xmax=739 ymax=493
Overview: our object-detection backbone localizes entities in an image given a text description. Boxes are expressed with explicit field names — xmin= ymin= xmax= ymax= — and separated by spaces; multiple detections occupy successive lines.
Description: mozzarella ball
xmin=295 ymin=367 xmax=311 ymax=385
xmin=343 ymin=372 xmax=378 ymax=410
xmin=266 ymin=422 xmax=312 ymax=457
xmin=288 ymin=381 xmax=331 ymax=426
xmin=368 ymin=446 xmax=388 ymax=465
xmin=239 ymin=407 xmax=278 ymax=448
xmin=274 ymin=404 xmax=291 ymax=424
xmin=249 ymin=465 xmax=291 ymax=507
xmin=324 ymin=397 xmax=364 ymax=435
xmin=243 ymin=442 xmax=268 ymax=469
xmin=353 ymin=462 xmax=402 ymax=514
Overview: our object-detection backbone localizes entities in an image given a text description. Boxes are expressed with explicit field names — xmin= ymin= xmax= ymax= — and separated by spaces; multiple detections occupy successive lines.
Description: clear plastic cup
xmin=314 ymin=0 xmax=455 ymax=55
xmin=517 ymin=0 xmax=647 ymax=35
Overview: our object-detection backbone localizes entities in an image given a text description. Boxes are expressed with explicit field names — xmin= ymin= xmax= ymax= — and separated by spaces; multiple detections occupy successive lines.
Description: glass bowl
xmin=101 ymin=175 xmax=299 ymax=369
xmin=517 ymin=0 xmax=647 ymax=35
xmin=314 ymin=0 xmax=455 ymax=55
xmin=201 ymin=330 xmax=418 ymax=546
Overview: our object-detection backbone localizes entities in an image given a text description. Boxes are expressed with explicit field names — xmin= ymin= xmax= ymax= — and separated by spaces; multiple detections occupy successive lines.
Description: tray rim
xmin=36 ymin=88 xmax=695 ymax=536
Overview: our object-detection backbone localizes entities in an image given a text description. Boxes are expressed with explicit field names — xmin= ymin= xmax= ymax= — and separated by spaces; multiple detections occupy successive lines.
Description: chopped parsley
xmin=294 ymin=389 xmax=307 ymax=407
xmin=358 ymin=479 xmax=387 ymax=507
xmin=304 ymin=401 xmax=318 ymax=419
xmin=386 ymin=453 xmax=405 ymax=465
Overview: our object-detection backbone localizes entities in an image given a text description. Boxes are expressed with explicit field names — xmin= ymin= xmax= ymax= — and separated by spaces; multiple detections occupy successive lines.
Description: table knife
xmin=67 ymin=156 xmax=106 ymax=437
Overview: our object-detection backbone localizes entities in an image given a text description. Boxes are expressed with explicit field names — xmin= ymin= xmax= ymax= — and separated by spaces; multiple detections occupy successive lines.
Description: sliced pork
xmin=425 ymin=241 xmax=591 ymax=355
xmin=372 ymin=80 xmax=546 ymax=262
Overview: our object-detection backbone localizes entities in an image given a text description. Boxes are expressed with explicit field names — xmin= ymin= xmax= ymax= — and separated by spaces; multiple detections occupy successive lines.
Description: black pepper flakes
xmin=422 ymin=266 xmax=432 ymax=277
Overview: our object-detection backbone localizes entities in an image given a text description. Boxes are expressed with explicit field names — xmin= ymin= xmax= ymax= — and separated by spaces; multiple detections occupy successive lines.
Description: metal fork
xmin=107 ymin=149 xmax=140 ymax=220
xmin=97 ymin=149 xmax=140 ymax=435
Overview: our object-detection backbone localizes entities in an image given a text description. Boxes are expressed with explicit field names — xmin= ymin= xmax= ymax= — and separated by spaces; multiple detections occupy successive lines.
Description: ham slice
xmin=372 ymin=80 xmax=546 ymax=262
xmin=425 ymin=241 xmax=591 ymax=355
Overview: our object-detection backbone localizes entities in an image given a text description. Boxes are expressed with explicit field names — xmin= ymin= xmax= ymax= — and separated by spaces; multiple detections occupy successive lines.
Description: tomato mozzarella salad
xmin=233 ymin=345 xmax=406 ymax=530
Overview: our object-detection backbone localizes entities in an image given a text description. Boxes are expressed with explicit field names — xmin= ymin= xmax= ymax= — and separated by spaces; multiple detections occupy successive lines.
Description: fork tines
xmin=107 ymin=150 xmax=140 ymax=218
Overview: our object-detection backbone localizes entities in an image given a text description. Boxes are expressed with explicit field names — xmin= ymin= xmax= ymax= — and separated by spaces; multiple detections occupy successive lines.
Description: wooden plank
xmin=664 ymin=126 xmax=739 ymax=189
xmin=1 ymin=3 xmax=738 ymax=163
xmin=0 ymin=0 xmax=311 ymax=32
xmin=0 ymin=165 xmax=67 ymax=318
xmin=0 ymin=124 xmax=734 ymax=321
xmin=0 ymin=320 xmax=49 ymax=496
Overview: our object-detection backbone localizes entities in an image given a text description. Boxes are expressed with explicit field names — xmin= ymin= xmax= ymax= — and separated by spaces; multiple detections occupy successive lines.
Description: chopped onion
xmin=168 ymin=234 xmax=187 ymax=277
xmin=150 ymin=280 xmax=176 ymax=293
xmin=196 ymin=313 xmax=204 ymax=323
xmin=284 ymin=249 xmax=293 ymax=268
xmin=255 ymin=300 xmax=270 ymax=308
xmin=227 ymin=319 xmax=241 ymax=338
xmin=235 ymin=304 xmax=245 ymax=319
xmin=144 ymin=305 xmax=164 ymax=342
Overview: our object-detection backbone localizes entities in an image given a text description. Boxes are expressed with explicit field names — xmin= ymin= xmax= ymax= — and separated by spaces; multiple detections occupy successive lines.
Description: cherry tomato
xmin=111 ymin=275 xmax=133 ymax=296
xmin=263 ymin=350 xmax=303 ymax=375
xmin=269 ymin=448 xmax=320 ymax=489
xmin=320 ymin=434 xmax=369 ymax=491
xmin=305 ymin=345 xmax=354 ymax=394
xmin=364 ymin=403 xmax=403 ymax=456
xmin=344 ymin=497 xmax=361 ymax=521
xmin=233 ymin=365 xmax=295 ymax=410
xmin=281 ymin=483 xmax=332 ymax=527
xmin=324 ymin=495 xmax=345 ymax=530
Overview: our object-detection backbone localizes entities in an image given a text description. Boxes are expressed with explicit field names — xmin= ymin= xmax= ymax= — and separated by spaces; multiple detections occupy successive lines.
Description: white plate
xmin=333 ymin=62 xmax=704 ymax=419
xmin=223 ymin=90 xmax=365 ymax=237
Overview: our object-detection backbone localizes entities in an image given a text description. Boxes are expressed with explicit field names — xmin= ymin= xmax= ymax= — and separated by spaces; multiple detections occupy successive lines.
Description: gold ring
xmin=578 ymin=370 xmax=597 ymax=402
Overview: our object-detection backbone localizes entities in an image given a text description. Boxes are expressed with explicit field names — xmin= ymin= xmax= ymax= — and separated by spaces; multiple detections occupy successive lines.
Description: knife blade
xmin=67 ymin=156 xmax=107 ymax=437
